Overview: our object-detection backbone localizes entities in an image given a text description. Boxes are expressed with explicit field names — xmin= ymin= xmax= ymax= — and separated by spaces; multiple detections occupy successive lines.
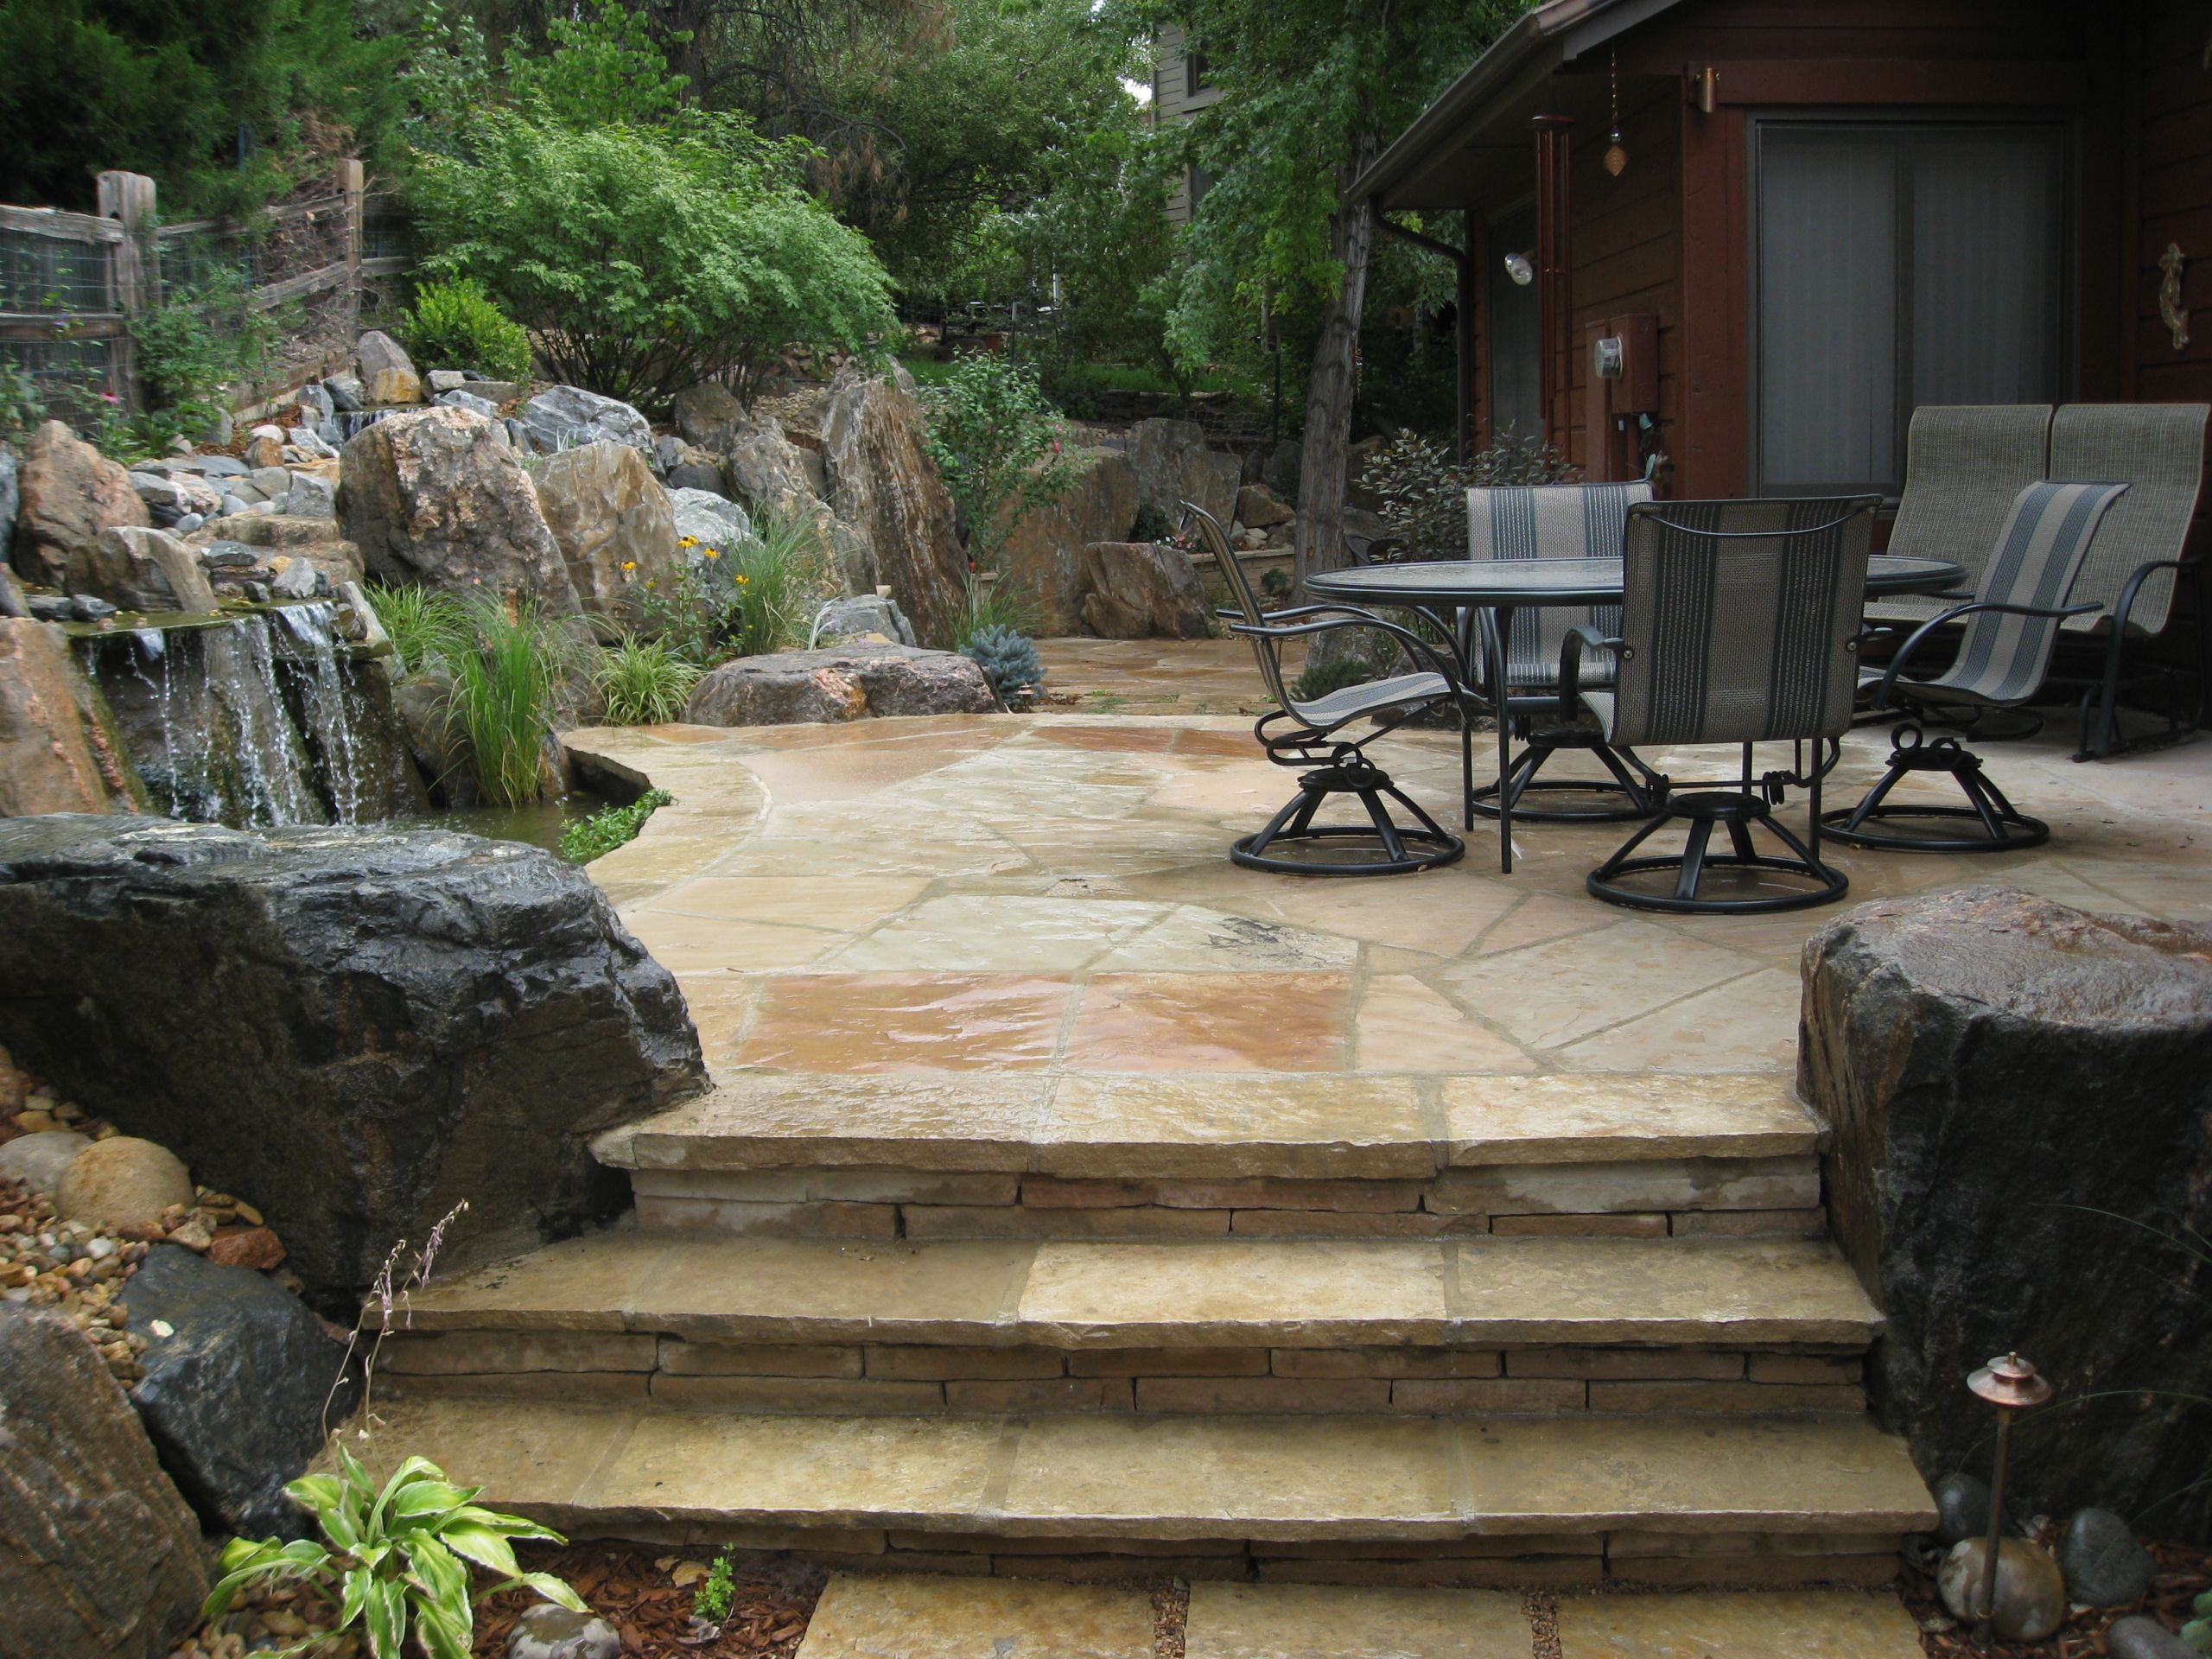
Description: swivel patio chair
xmin=1465 ymin=482 xmax=1665 ymax=823
xmin=2047 ymin=404 xmax=2209 ymax=758
xmin=1559 ymin=496 xmax=1879 ymax=914
xmin=1190 ymin=501 xmax=1472 ymax=875
xmin=1824 ymin=480 xmax=2129 ymax=853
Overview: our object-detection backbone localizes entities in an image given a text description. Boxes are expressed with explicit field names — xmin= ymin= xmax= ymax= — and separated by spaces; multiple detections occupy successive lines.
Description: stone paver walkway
xmin=788 ymin=1574 xmax=1928 ymax=1658
xmin=570 ymin=694 xmax=2210 ymax=1090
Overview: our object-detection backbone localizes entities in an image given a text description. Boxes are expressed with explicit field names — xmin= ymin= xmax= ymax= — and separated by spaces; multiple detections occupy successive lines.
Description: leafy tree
xmin=921 ymin=353 xmax=1077 ymax=570
xmin=0 ymin=0 xmax=404 ymax=213
xmin=503 ymin=0 xmax=693 ymax=127
xmin=1122 ymin=0 xmax=1531 ymax=587
xmin=410 ymin=111 xmax=897 ymax=408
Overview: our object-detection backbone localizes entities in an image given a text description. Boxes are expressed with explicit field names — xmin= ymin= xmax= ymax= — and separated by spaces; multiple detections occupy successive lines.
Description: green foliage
xmin=1289 ymin=652 xmax=1382 ymax=704
xmin=960 ymin=624 xmax=1046 ymax=709
xmin=693 ymin=1554 xmax=737 ymax=1625
xmin=130 ymin=266 xmax=276 ymax=428
xmin=920 ymin=354 xmax=1077 ymax=570
xmin=410 ymin=111 xmax=897 ymax=410
xmin=0 ymin=361 xmax=43 ymax=444
xmin=396 ymin=0 xmax=494 ymax=158
xmin=203 ymin=1443 xmax=582 ymax=1659
xmin=442 ymin=599 xmax=585 ymax=807
xmin=1359 ymin=426 xmax=1574 ymax=563
xmin=642 ymin=508 xmax=829 ymax=665
xmin=1260 ymin=567 xmax=1294 ymax=601
xmin=950 ymin=574 xmax=1038 ymax=652
xmin=0 ymin=0 xmax=404 ymax=216
xmin=399 ymin=277 xmax=531 ymax=380
xmin=2186 ymin=1589 xmax=2212 ymax=1652
xmin=363 ymin=582 xmax=468 ymax=675
xmin=504 ymin=0 xmax=691 ymax=129
xmin=1129 ymin=504 xmax=1173 ymax=544
xmin=561 ymin=788 xmax=673 ymax=862
xmin=594 ymin=634 xmax=702 ymax=725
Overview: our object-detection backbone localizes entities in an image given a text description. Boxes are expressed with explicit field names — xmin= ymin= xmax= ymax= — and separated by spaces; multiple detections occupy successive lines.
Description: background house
xmin=1153 ymin=23 xmax=1224 ymax=224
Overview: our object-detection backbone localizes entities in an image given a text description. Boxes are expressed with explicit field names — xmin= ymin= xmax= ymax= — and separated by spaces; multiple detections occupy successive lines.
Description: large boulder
xmin=0 ymin=817 xmax=708 ymax=1307
xmin=0 ymin=440 xmax=17 ymax=572
xmin=531 ymin=442 xmax=680 ymax=628
xmin=1001 ymin=449 xmax=1139 ymax=635
xmin=122 ymin=1244 xmax=357 ymax=1538
xmin=12 ymin=421 xmax=150 ymax=587
xmin=65 ymin=526 xmax=216 ymax=613
xmin=710 ymin=404 xmax=866 ymax=587
xmin=1077 ymin=541 xmax=1212 ymax=640
xmin=1802 ymin=886 xmax=2212 ymax=1539
xmin=520 ymin=385 xmax=653 ymax=461
xmin=354 ymin=330 xmax=422 ymax=405
xmin=819 ymin=368 xmax=968 ymax=648
xmin=671 ymin=381 xmax=747 ymax=454
xmin=339 ymin=406 xmax=579 ymax=611
xmin=685 ymin=642 xmax=995 ymax=726
xmin=1128 ymin=417 xmax=1240 ymax=529
xmin=0 ymin=1305 xmax=209 ymax=1659
xmin=0 ymin=619 xmax=145 ymax=817
xmin=670 ymin=487 xmax=750 ymax=555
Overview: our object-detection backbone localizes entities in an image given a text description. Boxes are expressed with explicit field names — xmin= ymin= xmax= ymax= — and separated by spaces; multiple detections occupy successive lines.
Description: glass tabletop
xmin=1306 ymin=554 xmax=1968 ymax=608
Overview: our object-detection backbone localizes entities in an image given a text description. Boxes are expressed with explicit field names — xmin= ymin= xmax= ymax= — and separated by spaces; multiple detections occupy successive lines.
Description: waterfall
xmin=334 ymin=408 xmax=400 ymax=442
xmin=82 ymin=603 xmax=429 ymax=830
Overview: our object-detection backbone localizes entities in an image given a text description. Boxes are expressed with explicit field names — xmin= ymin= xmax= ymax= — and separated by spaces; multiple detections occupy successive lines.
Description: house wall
xmin=1155 ymin=25 xmax=1225 ymax=225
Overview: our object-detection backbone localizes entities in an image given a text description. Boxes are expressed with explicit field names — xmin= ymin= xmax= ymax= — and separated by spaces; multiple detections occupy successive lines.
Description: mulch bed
xmin=1902 ymin=1537 xmax=2210 ymax=1657
xmin=471 ymin=1546 xmax=823 ymax=1659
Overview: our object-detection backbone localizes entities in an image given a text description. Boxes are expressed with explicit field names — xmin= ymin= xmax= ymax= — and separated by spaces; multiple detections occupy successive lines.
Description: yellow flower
xmin=703 ymin=546 xmax=720 ymax=559
xmin=620 ymin=560 xmax=637 ymax=571
xmin=678 ymin=536 xmax=697 ymax=549
xmin=734 ymin=573 xmax=750 ymax=585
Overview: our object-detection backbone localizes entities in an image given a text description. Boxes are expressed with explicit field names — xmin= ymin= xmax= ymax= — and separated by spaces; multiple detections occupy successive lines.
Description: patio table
xmin=1306 ymin=553 xmax=1969 ymax=872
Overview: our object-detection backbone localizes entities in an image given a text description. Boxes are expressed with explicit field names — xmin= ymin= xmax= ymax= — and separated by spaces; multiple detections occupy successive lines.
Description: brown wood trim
xmin=1676 ymin=100 xmax=1746 ymax=499
xmin=1686 ymin=60 xmax=2088 ymax=106
xmin=0 ymin=205 xmax=122 ymax=242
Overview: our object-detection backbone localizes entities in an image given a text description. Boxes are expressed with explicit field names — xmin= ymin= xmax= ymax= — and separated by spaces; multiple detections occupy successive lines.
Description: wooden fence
xmin=0 ymin=162 xmax=411 ymax=413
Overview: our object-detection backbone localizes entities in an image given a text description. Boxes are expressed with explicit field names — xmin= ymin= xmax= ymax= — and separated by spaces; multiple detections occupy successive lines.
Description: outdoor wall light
xmin=1503 ymin=251 xmax=1535 ymax=287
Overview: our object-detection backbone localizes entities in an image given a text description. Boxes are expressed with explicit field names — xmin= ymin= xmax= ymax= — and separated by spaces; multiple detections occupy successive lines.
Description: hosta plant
xmin=204 ymin=1444 xmax=583 ymax=1659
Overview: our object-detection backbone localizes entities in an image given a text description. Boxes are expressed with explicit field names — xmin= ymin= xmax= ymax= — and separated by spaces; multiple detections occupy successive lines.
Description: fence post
xmin=338 ymin=158 xmax=365 ymax=368
xmin=96 ymin=169 xmax=157 ymax=408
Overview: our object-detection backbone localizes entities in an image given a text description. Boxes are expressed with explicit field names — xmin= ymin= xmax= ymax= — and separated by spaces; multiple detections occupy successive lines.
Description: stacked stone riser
xmin=380 ymin=1332 xmax=1866 ymax=1414
xmin=629 ymin=1158 xmax=1825 ymax=1242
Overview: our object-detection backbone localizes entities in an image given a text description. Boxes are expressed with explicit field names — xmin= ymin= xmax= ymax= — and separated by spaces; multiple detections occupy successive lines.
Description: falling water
xmin=272 ymin=602 xmax=365 ymax=825
xmin=334 ymin=408 xmax=400 ymax=442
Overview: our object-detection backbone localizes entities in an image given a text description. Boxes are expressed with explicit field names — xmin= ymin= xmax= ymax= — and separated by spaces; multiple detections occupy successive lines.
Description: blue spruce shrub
xmin=961 ymin=625 xmax=1046 ymax=709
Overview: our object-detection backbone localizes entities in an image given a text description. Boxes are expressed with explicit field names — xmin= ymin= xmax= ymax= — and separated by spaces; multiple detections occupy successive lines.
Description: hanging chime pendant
xmin=1604 ymin=140 xmax=1627 ymax=177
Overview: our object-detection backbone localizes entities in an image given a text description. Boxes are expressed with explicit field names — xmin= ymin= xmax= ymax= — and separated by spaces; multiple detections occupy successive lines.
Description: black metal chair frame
xmin=1823 ymin=594 xmax=2101 ymax=853
xmin=1560 ymin=623 xmax=1849 ymax=914
xmin=1192 ymin=504 xmax=1474 ymax=876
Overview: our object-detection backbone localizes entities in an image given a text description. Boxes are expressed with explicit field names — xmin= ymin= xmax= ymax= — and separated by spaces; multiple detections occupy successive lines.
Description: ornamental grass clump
xmin=443 ymin=598 xmax=585 ymax=806
xmin=594 ymin=634 xmax=701 ymax=724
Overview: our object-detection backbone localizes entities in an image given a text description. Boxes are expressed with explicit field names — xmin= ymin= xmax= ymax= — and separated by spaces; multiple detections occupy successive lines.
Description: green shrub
xmin=594 ymin=634 xmax=701 ymax=725
xmin=399 ymin=276 xmax=531 ymax=381
xmin=919 ymin=354 xmax=1077 ymax=570
xmin=960 ymin=624 xmax=1046 ymax=709
xmin=692 ymin=1554 xmax=736 ymax=1626
xmin=443 ymin=598 xmax=583 ymax=807
xmin=1129 ymin=503 xmax=1173 ymax=543
xmin=1289 ymin=653 xmax=1380 ymax=704
xmin=0 ymin=359 xmax=46 ymax=442
xmin=1359 ymin=426 xmax=1576 ymax=563
xmin=643 ymin=507 xmax=827 ymax=665
xmin=364 ymin=582 xmax=468 ymax=674
xmin=410 ymin=111 xmax=898 ymax=410
xmin=950 ymin=575 xmax=1039 ymax=652
xmin=561 ymin=788 xmax=672 ymax=862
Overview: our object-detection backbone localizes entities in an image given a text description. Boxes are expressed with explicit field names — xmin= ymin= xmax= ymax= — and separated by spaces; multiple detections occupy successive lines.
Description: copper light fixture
xmin=1966 ymin=1352 xmax=2054 ymax=1646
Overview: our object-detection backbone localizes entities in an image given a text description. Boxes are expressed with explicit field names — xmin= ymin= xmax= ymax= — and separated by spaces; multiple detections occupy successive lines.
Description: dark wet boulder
xmin=0 ymin=817 xmax=707 ymax=1310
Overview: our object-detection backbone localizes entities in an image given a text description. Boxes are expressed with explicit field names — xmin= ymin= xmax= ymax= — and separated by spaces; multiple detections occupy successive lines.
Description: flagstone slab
xmin=736 ymin=973 xmax=1076 ymax=1071
xmin=798 ymin=1575 xmax=1155 ymax=1659
xmin=1442 ymin=1077 xmax=1818 ymax=1166
xmin=1184 ymin=1581 xmax=1533 ymax=1659
xmin=1553 ymin=1589 xmax=1925 ymax=1657
xmin=1064 ymin=973 xmax=1355 ymax=1071
xmin=595 ymin=1076 xmax=1058 ymax=1171
xmin=1037 ymin=1075 xmax=1433 ymax=1179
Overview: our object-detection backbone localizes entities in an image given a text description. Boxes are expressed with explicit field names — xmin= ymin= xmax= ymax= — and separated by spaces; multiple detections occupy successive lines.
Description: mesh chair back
xmin=2047 ymin=403 xmax=2209 ymax=635
xmin=1610 ymin=497 xmax=1878 ymax=747
xmin=1925 ymin=480 xmax=2130 ymax=707
xmin=1465 ymin=482 xmax=1653 ymax=684
xmin=1881 ymin=405 xmax=2053 ymax=623
xmin=1184 ymin=500 xmax=1294 ymax=709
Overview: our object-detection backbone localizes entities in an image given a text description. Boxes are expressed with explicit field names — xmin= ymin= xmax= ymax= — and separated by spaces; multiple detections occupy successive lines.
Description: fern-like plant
xmin=960 ymin=623 xmax=1046 ymax=709
xmin=204 ymin=1446 xmax=584 ymax=1659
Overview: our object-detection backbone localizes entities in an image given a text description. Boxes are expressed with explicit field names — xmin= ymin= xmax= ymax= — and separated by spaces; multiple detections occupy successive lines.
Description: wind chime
xmin=1604 ymin=52 xmax=1628 ymax=177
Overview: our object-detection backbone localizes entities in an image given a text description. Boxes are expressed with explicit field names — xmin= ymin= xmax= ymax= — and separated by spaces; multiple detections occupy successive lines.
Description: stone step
xmin=350 ymin=1396 xmax=1936 ymax=1586
xmin=592 ymin=1072 xmax=1827 ymax=1239
xmin=375 ymin=1232 xmax=1880 ymax=1415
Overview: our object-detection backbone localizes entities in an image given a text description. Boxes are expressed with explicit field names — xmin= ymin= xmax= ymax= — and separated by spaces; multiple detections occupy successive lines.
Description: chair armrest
xmin=1231 ymin=612 xmax=1468 ymax=695
xmin=1871 ymin=598 xmax=2103 ymax=707
xmin=2112 ymin=558 xmax=2190 ymax=634
xmin=1557 ymin=623 xmax=1623 ymax=716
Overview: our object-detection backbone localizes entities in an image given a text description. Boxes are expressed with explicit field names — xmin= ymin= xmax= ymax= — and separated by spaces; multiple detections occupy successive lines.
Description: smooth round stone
xmin=0 ymin=1129 xmax=92 ymax=1196
xmin=2107 ymin=1614 xmax=2196 ymax=1659
xmin=1938 ymin=1535 xmax=2069 ymax=1642
xmin=57 ymin=1136 xmax=193 ymax=1231
xmin=2061 ymin=1506 xmax=2158 ymax=1605
xmin=508 ymin=1604 xmax=618 ymax=1659
xmin=1933 ymin=1470 xmax=1992 ymax=1545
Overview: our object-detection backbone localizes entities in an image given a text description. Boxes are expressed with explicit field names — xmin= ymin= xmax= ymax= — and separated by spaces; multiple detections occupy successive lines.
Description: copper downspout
xmin=1532 ymin=115 xmax=1574 ymax=455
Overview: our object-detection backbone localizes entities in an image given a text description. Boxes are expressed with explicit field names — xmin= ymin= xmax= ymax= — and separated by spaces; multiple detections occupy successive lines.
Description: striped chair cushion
xmin=1465 ymin=482 xmax=1653 ymax=686
xmin=1605 ymin=498 xmax=1876 ymax=748
xmin=2047 ymin=403 xmax=2209 ymax=636
xmin=1873 ymin=405 xmax=2051 ymax=626
xmin=1872 ymin=480 xmax=2129 ymax=710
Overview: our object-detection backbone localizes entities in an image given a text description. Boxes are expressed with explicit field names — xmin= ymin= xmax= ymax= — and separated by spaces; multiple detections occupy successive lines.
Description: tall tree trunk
xmin=1292 ymin=130 xmax=1380 ymax=599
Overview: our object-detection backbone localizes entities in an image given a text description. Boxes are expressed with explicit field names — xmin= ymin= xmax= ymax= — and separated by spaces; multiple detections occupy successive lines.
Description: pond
xmin=391 ymin=791 xmax=609 ymax=857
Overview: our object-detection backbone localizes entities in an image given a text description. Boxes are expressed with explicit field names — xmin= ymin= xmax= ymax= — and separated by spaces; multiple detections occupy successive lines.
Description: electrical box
xmin=1580 ymin=313 xmax=1662 ymax=482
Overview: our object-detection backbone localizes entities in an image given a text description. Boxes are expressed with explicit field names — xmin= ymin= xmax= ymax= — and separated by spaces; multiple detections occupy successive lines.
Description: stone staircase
xmin=364 ymin=1070 xmax=1936 ymax=1588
